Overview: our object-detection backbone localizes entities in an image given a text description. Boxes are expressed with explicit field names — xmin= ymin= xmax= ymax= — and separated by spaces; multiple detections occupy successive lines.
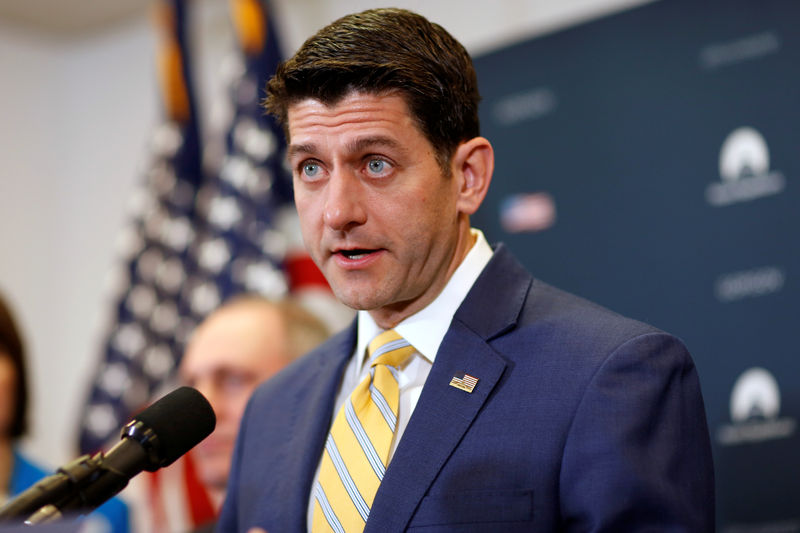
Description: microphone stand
xmin=23 ymin=449 xmax=132 ymax=525
xmin=0 ymin=454 xmax=100 ymax=523
xmin=0 ymin=420 xmax=159 ymax=525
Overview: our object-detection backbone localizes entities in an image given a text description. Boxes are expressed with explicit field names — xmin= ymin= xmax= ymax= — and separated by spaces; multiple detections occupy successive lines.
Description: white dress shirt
xmin=307 ymin=228 xmax=493 ymax=528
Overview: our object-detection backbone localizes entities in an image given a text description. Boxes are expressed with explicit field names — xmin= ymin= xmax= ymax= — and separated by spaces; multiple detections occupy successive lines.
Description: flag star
xmin=112 ymin=323 xmax=147 ymax=357
xmin=190 ymin=282 xmax=221 ymax=316
xmin=128 ymin=285 xmax=157 ymax=319
xmin=136 ymin=249 xmax=163 ymax=283
xmin=100 ymin=362 xmax=131 ymax=398
xmin=85 ymin=403 xmax=120 ymax=439
xmin=198 ymin=238 xmax=231 ymax=274
xmin=143 ymin=344 xmax=174 ymax=380
xmin=208 ymin=196 xmax=242 ymax=230
xmin=260 ymin=228 xmax=288 ymax=258
xmin=234 ymin=118 xmax=275 ymax=162
xmin=156 ymin=257 xmax=186 ymax=294
xmin=144 ymin=208 xmax=168 ymax=242
xmin=151 ymin=302 xmax=179 ymax=335
xmin=151 ymin=121 xmax=183 ymax=158
xmin=243 ymin=262 xmax=288 ymax=297
xmin=221 ymin=154 xmax=251 ymax=190
xmin=162 ymin=216 xmax=194 ymax=252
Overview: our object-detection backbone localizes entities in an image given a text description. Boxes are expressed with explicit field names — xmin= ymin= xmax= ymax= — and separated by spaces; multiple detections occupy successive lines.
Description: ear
xmin=452 ymin=137 xmax=494 ymax=216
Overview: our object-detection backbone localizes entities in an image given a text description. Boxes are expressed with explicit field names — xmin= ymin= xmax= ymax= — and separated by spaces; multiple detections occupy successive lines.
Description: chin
xmin=331 ymin=283 xmax=391 ymax=311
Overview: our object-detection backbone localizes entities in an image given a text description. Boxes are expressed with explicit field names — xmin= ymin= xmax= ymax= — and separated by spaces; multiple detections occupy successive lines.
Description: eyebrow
xmin=287 ymin=143 xmax=317 ymax=160
xmin=346 ymin=136 xmax=402 ymax=154
xmin=287 ymin=136 xmax=403 ymax=161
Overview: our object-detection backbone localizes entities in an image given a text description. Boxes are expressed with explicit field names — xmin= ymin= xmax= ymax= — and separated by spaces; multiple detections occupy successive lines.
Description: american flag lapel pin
xmin=449 ymin=372 xmax=479 ymax=393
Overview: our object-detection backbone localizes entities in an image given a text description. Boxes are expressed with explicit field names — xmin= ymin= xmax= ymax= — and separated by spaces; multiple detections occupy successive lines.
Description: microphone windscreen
xmin=133 ymin=386 xmax=216 ymax=467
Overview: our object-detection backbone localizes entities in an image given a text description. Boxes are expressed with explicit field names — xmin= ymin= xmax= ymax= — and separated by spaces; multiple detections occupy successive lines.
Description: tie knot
xmin=367 ymin=329 xmax=415 ymax=368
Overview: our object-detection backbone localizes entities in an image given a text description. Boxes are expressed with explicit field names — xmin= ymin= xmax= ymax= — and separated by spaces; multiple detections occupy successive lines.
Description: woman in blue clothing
xmin=0 ymin=290 xmax=130 ymax=532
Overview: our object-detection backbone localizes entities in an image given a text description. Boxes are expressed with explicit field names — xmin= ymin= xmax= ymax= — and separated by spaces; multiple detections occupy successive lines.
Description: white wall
xmin=0 ymin=0 xmax=652 ymax=471
xmin=0 ymin=18 xmax=158 ymax=467
xmin=274 ymin=0 xmax=653 ymax=56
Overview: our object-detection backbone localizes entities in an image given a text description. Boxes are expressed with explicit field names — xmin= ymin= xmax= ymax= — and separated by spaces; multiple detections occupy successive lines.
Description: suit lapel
xmin=276 ymin=322 xmax=356 ymax=530
xmin=365 ymin=245 xmax=532 ymax=531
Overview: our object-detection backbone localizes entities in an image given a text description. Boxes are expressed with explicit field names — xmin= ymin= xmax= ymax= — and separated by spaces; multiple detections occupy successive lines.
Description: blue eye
xmin=367 ymin=158 xmax=388 ymax=175
xmin=303 ymin=163 xmax=320 ymax=177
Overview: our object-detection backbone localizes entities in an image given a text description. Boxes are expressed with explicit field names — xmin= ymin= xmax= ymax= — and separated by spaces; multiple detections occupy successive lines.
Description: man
xmin=219 ymin=8 xmax=714 ymax=532
xmin=132 ymin=296 xmax=329 ymax=532
xmin=180 ymin=296 xmax=329 ymax=508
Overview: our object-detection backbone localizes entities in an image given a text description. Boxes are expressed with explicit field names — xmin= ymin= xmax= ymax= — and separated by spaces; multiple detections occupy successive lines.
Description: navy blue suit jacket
xmin=218 ymin=245 xmax=715 ymax=531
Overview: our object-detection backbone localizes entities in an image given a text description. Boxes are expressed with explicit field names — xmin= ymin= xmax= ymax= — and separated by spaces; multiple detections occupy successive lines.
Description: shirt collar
xmin=355 ymin=228 xmax=493 ymax=368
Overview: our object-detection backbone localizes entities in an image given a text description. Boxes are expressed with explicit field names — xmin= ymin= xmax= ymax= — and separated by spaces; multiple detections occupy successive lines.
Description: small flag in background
xmin=499 ymin=192 xmax=556 ymax=234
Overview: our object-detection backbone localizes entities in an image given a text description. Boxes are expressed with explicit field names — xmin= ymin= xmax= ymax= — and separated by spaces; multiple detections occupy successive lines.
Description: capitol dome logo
xmin=706 ymin=127 xmax=785 ymax=206
xmin=717 ymin=367 xmax=796 ymax=445
xmin=730 ymin=367 xmax=780 ymax=422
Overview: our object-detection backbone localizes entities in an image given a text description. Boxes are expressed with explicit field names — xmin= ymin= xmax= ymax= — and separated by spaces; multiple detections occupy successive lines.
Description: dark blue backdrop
xmin=473 ymin=0 xmax=799 ymax=529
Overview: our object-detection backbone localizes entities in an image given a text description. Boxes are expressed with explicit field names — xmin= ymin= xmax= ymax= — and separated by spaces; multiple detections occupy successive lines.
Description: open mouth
xmin=339 ymin=249 xmax=375 ymax=260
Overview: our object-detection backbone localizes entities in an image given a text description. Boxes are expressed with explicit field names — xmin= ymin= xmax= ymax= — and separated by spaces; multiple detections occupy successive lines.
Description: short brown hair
xmin=0 ymin=290 xmax=29 ymax=438
xmin=265 ymin=8 xmax=481 ymax=172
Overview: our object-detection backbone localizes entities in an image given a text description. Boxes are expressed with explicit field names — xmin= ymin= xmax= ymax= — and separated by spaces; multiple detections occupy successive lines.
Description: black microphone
xmin=0 ymin=386 xmax=216 ymax=524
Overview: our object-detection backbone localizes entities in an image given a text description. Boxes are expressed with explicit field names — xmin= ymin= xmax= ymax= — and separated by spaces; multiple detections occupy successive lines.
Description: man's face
xmin=179 ymin=304 xmax=289 ymax=501
xmin=288 ymin=92 xmax=472 ymax=327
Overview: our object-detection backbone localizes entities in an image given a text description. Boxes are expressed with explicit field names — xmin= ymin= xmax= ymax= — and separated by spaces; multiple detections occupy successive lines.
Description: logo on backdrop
xmin=491 ymin=87 xmax=558 ymax=127
xmin=717 ymin=367 xmax=796 ymax=446
xmin=705 ymin=127 xmax=785 ymax=207
xmin=713 ymin=266 xmax=785 ymax=303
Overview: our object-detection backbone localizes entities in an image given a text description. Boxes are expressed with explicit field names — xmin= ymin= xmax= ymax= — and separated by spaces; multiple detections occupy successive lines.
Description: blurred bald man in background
xmin=179 ymin=296 xmax=330 ymax=508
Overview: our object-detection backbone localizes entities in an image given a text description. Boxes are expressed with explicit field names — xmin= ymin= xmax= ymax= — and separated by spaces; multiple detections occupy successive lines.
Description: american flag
xmin=77 ymin=0 xmax=204 ymax=456
xmin=77 ymin=0 xmax=298 ymax=457
xmin=449 ymin=373 xmax=479 ymax=393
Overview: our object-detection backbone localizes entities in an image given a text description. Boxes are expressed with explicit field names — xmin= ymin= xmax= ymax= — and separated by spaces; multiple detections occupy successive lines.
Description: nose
xmin=323 ymin=170 xmax=366 ymax=230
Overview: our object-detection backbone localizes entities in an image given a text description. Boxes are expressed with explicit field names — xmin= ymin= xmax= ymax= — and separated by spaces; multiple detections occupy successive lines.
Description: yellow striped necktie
xmin=312 ymin=330 xmax=415 ymax=532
